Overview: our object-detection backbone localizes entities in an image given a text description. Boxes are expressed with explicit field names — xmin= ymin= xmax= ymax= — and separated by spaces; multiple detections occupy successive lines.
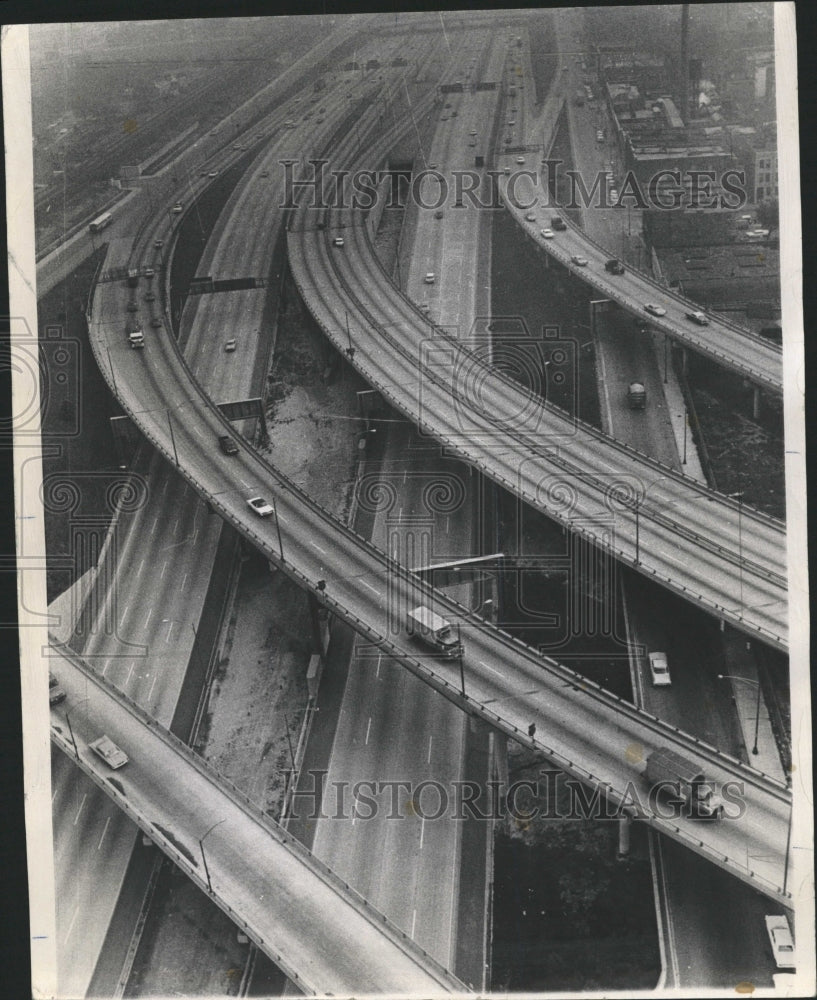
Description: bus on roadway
xmin=88 ymin=211 xmax=113 ymax=233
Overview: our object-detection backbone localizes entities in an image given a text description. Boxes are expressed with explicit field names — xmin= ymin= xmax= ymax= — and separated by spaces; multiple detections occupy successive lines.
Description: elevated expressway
xmin=49 ymin=643 xmax=466 ymax=995
xmin=495 ymin=39 xmax=783 ymax=393
xmin=286 ymin=110 xmax=788 ymax=652
xmin=83 ymin=113 xmax=792 ymax=909
xmin=49 ymin=44 xmax=431 ymax=996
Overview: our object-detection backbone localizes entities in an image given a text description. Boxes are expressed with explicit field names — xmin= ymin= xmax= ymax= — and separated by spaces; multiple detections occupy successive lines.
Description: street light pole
xmin=65 ymin=712 xmax=80 ymax=760
xmin=344 ymin=310 xmax=355 ymax=360
xmin=682 ymin=406 xmax=688 ymax=465
xmin=198 ymin=817 xmax=226 ymax=895
xmin=718 ymin=672 xmax=760 ymax=756
xmin=270 ymin=495 xmax=285 ymax=563
xmin=457 ymin=624 xmax=465 ymax=698
xmin=167 ymin=410 xmax=179 ymax=466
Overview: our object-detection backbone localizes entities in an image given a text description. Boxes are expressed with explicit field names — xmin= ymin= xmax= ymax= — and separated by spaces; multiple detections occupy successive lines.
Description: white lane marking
xmin=97 ymin=816 xmax=111 ymax=850
xmin=119 ymin=604 xmax=129 ymax=627
xmin=73 ymin=794 xmax=87 ymax=826
xmin=144 ymin=607 xmax=153 ymax=629
xmin=126 ymin=661 xmax=135 ymax=685
xmin=478 ymin=659 xmax=504 ymax=677
xmin=420 ymin=817 xmax=426 ymax=850
xmin=427 ymin=735 xmax=433 ymax=763
xmin=161 ymin=479 xmax=168 ymax=497
xmin=310 ymin=540 xmax=327 ymax=554
xmin=148 ymin=673 xmax=158 ymax=700
xmin=160 ymin=560 xmax=167 ymax=579
xmin=240 ymin=479 xmax=251 ymax=488
xmin=138 ymin=558 xmax=145 ymax=576
xmin=180 ymin=573 xmax=188 ymax=591
xmin=376 ymin=654 xmax=381 ymax=679
xmin=165 ymin=620 xmax=174 ymax=643
xmin=363 ymin=580 xmax=378 ymax=594
xmin=173 ymin=518 xmax=179 ymax=534
xmin=365 ymin=717 xmax=372 ymax=745
xmin=411 ymin=908 xmax=417 ymax=939
xmin=63 ymin=906 xmax=80 ymax=946
xmin=446 ymin=515 xmax=450 ymax=533
xmin=151 ymin=516 xmax=159 ymax=535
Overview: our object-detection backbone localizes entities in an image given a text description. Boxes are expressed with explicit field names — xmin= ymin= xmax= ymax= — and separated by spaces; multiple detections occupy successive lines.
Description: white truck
xmin=643 ymin=747 xmax=724 ymax=819
xmin=407 ymin=606 xmax=463 ymax=659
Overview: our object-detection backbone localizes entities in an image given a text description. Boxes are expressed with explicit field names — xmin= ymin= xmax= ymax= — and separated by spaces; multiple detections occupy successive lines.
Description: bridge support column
xmin=617 ymin=812 xmax=632 ymax=859
xmin=752 ymin=386 xmax=761 ymax=420
xmin=491 ymin=730 xmax=509 ymax=787
xmin=308 ymin=592 xmax=329 ymax=656
xmin=680 ymin=346 xmax=688 ymax=376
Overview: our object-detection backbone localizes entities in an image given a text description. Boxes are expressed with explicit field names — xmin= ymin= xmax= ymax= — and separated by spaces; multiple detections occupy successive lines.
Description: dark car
xmin=605 ymin=258 xmax=625 ymax=275
xmin=218 ymin=435 xmax=239 ymax=455
xmin=550 ymin=215 xmax=567 ymax=231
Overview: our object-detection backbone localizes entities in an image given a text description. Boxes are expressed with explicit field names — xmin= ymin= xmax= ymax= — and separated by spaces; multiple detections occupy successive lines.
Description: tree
xmin=755 ymin=197 xmax=779 ymax=231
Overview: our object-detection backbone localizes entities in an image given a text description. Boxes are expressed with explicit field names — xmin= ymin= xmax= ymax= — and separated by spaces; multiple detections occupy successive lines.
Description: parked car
xmin=571 ymin=255 xmax=588 ymax=267
xmin=648 ymin=651 xmax=671 ymax=686
xmin=218 ymin=435 xmax=239 ymax=456
xmin=765 ymin=915 xmax=796 ymax=969
xmin=247 ymin=496 xmax=274 ymax=517
xmin=225 ymin=338 xmax=237 ymax=352
xmin=685 ymin=310 xmax=709 ymax=325
xmin=644 ymin=303 xmax=667 ymax=317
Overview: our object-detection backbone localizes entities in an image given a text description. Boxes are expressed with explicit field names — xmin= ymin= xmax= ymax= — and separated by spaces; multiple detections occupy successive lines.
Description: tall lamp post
xmin=199 ymin=818 xmax=226 ymax=894
xmin=270 ymin=494 xmax=285 ymax=563
xmin=718 ymin=673 xmax=762 ymax=756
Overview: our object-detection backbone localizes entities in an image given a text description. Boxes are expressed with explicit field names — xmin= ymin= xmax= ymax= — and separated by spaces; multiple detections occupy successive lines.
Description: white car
xmin=685 ymin=310 xmax=709 ymax=326
xmin=644 ymin=303 xmax=667 ymax=317
xmin=224 ymin=338 xmax=237 ymax=352
xmin=247 ymin=496 xmax=274 ymax=517
xmin=571 ymin=255 xmax=588 ymax=267
xmin=540 ymin=228 xmax=554 ymax=239
xmin=765 ymin=915 xmax=796 ymax=969
xmin=515 ymin=156 xmax=525 ymax=164
xmin=424 ymin=272 xmax=436 ymax=284
xmin=332 ymin=237 xmax=345 ymax=247
xmin=648 ymin=651 xmax=671 ymax=687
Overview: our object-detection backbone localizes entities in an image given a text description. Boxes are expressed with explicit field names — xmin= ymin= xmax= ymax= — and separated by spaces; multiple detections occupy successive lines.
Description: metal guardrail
xmin=50 ymin=641 xmax=468 ymax=992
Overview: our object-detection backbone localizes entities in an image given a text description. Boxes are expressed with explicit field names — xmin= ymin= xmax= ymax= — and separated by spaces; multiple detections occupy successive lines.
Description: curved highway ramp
xmin=49 ymin=643 xmax=467 ymax=996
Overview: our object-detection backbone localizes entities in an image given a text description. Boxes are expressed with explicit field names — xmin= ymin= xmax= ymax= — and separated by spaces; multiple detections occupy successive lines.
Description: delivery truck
xmin=408 ymin=606 xmax=463 ymax=659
